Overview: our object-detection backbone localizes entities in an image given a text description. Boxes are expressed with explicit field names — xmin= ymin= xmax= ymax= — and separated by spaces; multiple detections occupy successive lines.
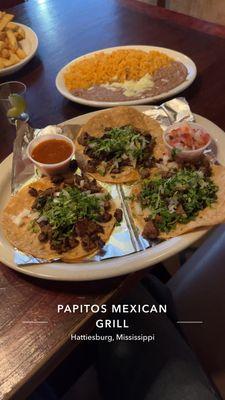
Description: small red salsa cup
xmin=27 ymin=133 xmax=75 ymax=176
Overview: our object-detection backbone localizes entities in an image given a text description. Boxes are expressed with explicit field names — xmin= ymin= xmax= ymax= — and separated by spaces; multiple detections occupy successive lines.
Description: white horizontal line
xmin=177 ymin=321 xmax=203 ymax=324
xmin=22 ymin=321 xmax=48 ymax=324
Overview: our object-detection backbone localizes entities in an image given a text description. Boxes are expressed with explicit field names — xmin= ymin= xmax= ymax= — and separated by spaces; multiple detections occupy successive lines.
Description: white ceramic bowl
xmin=163 ymin=122 xmax=212 ymax=160
xmin=27 ymin=133 xmax=75 ymax=176
xmin=0 ymin=23 xmax=38 ymax=77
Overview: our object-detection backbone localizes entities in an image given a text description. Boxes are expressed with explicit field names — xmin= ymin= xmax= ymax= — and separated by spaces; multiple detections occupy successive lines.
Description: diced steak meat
xmin=139 ymin=168 xmax=150 ymax=178
xmin=77 ymin=132 xmax=92 ymax=146
xmin=38 ymin=232 xmax=48 ymax=243
xmin=97 ymin=212 xmax=112 ymax=223
xmin=51 ymin=175 xmax=64 ymax=185
xmin=154 ymin=215 xmax=163 ymax=224
xmin=68 ymin=237 xmax=79 ymax=249
xmin=114 ymin=209 xmax=123 ymax=223
xmin=32 ymin=195 xmax=48 ymax=210
xmin=50 ymin=236 xmax=79 ymax=253
xmin=28 ymin=187 xmax=38 ymax=197
xmin=177 ymin=155 xmax=211 ymax=177
xmin=81 ymin=235 xmax=98 ymax=252
xmin=69 ymin=159 xmax=78 ymax=172
xmin=142 ymin=220 xmax=159 ymax=240
xmin=104 ymin=201 xmax=111 ymax=210
xmin=176 ymin=204 xmax=186 ymax=216
xmin=86 ymin=159 xmax=98 ymax=173
xmin=111 ymin=167 xmax=120 ymax=174
xmin=82 ymin=175 xmax=102 ymax=193
xmin=75 ymin=219 xmax=104 ymax=237
xmin=64 ymin=177 xmax=75 ymax=186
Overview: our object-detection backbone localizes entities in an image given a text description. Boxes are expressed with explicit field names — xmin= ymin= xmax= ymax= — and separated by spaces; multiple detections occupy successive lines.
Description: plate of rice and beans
xmin=56 ymin=45 xmax=196 ymax=107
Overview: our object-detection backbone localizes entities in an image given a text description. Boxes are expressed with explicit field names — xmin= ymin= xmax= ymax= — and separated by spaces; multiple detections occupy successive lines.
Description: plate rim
xmin=0 ymin=22 xmax=39 ymax=77
xmin=0 ymin=109 xmax=223 ymax=282
xmin=55 ymin=45 xmax=197 ymax=108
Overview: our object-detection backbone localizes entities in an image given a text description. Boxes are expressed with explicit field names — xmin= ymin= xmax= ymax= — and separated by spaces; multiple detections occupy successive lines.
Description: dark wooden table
xmin=1 ymin=0 xmax=225 ymax=399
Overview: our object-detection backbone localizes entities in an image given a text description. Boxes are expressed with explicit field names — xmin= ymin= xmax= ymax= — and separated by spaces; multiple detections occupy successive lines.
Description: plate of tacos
xmin=1 ymin=175 xmax=119 ymax=262
xmin=0 ymin=106 xmax=225 ymax=281
xmin=75 ymin=107 xmax=164 ymax=183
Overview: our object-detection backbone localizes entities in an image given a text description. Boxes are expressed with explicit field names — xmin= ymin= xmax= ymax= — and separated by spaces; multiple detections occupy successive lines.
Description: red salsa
xmin=166 ymin=123 xmax=210 ymax=151
xmin=31 ymin=139 xmax=73 ymax=164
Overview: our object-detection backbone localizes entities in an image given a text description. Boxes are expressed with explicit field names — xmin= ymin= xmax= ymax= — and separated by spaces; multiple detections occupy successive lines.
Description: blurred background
xmin=139 ymin=0 xmax=225 ymax=25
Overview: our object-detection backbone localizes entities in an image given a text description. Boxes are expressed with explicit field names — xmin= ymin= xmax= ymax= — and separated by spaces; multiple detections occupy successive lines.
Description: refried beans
xmin=72 ymin=62 xmax=188 ymax=102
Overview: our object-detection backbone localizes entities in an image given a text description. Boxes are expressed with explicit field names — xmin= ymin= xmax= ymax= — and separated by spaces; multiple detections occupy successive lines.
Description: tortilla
xmin=75 ymin=106 xmax=164 ymax=183
xmin=129 ymin=164 xmax=225 ymax=239
xmin=1 ymin=177 xmax=117 ymax=262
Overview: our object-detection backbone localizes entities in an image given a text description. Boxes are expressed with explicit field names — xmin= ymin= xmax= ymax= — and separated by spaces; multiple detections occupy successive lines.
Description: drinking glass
xmin=0 ymin=81 xmax=29 ymax=125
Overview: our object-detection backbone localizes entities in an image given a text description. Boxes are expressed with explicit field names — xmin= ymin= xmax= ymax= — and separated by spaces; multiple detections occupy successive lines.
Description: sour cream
xmin=39 ymin=125 xmax=62 ymax=136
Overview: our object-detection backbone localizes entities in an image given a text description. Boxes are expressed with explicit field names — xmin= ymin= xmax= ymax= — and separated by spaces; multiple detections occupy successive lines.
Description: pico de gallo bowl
xmin=163 ymin=122 xmax=212 ymax=160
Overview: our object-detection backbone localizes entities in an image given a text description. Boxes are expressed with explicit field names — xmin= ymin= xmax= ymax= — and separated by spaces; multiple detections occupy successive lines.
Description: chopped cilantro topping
xmin=29 ymin=178 xmax=113 ymax=254
xmin=140 ymin=169 xmax=218 ymax=233
xmin=41 ymin=187 xmax=102 ymax=229
xmin=97 ymin=167 xmax=106 ymax=176
xmin=28 ymin=220 xmax=39 ymax=233
xmin=88 ymin=126 xmax=152 ymax=166
xmin=32 ymin=186 xmax=106 ymax=246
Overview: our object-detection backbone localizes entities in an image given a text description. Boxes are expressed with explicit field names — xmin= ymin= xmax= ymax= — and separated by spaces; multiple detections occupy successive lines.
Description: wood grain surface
xmin=0 ymin=269 xmax=142 ymax=400
xmin=1 ymin=0 xmax=225 ymax=398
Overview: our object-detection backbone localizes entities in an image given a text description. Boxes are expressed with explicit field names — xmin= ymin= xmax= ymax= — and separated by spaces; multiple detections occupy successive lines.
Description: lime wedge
xmin=7 ymin=93 xmax=26 ymax=118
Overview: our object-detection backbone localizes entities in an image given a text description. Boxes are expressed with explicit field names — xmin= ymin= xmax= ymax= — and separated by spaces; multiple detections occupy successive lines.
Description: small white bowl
xmin=27 ymin=133 xmax=75 ymax=176
xmin=163 ymin=122 xmax=212 ymax=161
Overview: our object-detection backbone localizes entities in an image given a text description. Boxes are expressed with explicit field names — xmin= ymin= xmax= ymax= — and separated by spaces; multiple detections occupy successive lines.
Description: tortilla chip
xmin=129 ymin=165 xmax=225 ymax=239
xmin=75 ymin=106 xmax=164 ymax=183
xmin=1 ymin=177 xmax=117 ymax=262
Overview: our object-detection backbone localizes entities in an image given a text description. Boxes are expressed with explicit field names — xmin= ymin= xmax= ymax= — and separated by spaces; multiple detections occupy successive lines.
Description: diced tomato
xmin=166 ymin=123 xmax=210 ymax=151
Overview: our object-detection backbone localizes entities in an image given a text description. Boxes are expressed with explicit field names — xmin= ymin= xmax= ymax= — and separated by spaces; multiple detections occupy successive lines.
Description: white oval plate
xmin=0 ymin=23 xmax=38 ymax=77
xmin=0 ymin=108 xmax=224 ymax=281
xmin=56 ymin=45 xmax=197 ymax=108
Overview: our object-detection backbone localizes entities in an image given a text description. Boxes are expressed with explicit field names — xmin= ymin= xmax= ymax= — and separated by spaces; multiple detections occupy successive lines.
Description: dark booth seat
xmin=168 ymin=224 xmax=225 ymax=398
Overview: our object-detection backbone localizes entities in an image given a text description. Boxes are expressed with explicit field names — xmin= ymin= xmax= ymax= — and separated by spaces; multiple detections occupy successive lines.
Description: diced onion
xmin=30 ymin=212 xmax=39 ymax=220
xmin=88 ymin=192 xmax=104 ymax=198
xmin=37 ymin=215 xmax=48 ymax=223
xmin=11 ymin=208 xmax=31 ymax=227
xmin=134 ymin=203 xmax=142 ymax=215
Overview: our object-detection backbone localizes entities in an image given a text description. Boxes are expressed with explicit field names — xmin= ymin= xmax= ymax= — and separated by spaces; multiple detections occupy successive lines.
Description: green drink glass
xmin=0 ymin=81 xmax=29 ymax=125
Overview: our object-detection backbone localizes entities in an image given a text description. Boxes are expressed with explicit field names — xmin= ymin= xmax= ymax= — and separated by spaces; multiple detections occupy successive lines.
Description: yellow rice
xmin=64 ymin=49 xmax=174 ymax=91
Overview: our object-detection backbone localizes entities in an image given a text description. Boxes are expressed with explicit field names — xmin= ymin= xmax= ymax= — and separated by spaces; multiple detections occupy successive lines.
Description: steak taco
xmin=128 ymin=157 xmax=225 ymax=240
xmin=75 ymin=106 xmax=164 ymax=183
xmin=1 ymin=174 xmax=122 ymax=262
